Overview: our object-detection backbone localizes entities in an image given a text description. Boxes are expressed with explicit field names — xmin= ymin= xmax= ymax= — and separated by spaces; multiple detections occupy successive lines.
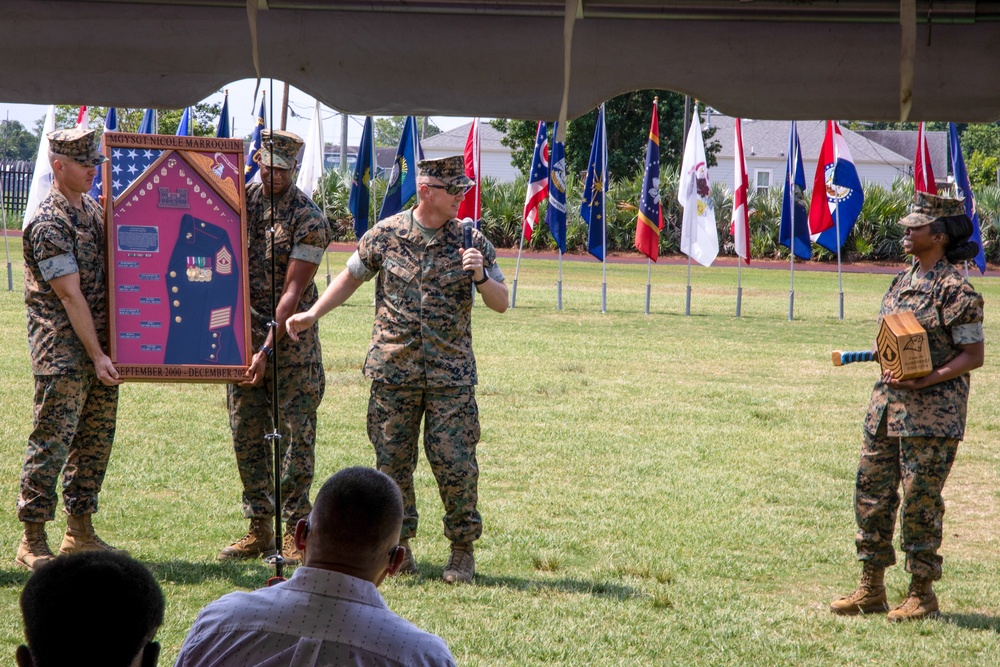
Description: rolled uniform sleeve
xmin=290 ymin=204 xmax=329 ymax=266
xmin=351 ymin=228 xmax=384 ymax=282
xmin=347 ymin=251 xmax=378 ymax=282
xmin=942 ymin=281 xmax=984 ymax=345
xmin=31 ymin=224 xmax=79 ymax=282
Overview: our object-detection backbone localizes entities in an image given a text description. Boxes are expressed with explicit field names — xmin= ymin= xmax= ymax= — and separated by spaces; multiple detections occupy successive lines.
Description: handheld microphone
xmin=461 ymin=217 xmax=474 ymax=250
xmin=461 ymin=218 xmax=475 ymax=278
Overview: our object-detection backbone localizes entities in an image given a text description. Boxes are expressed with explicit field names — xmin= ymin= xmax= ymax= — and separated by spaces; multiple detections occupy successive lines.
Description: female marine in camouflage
xmin=830 ymin=192 xmax=984 ymax=621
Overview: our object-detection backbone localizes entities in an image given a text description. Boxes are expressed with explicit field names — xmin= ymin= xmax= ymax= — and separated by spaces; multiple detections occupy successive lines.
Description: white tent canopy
xmin=5 ymin=0 xmax=1000 ymax=122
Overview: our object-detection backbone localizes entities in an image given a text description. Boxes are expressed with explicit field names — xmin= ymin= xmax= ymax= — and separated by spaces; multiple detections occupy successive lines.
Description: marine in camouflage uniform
xmin=284 ymin=155 xmax=509 ymax=583
xmin=220 ymin=131 xmax=329 ymax=563
xmin=16 ymin=128 xmax=124 ymax=570
xmin=832 ymin=192 xmax=985 ymax=621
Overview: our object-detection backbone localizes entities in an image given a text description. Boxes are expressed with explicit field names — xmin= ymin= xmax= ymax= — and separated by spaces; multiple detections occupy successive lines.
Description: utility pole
xmin=281 ymin=82 xmax=290 ymax=131
xmin=340 ymin=113 xmax=348 ymax=173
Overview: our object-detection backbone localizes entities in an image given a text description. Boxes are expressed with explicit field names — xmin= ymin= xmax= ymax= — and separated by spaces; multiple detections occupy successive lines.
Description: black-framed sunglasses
xmin=423 ymin=182 xmax=472 ymax=196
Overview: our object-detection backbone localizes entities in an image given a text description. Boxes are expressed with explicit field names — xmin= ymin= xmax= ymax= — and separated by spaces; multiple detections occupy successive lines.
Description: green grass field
xmin=0 ymin=247 xmax=998 ymax=666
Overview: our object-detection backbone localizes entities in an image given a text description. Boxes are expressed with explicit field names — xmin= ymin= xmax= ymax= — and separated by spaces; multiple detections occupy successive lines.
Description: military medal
xmin=186 ymin=257 xmax=196 ymax=280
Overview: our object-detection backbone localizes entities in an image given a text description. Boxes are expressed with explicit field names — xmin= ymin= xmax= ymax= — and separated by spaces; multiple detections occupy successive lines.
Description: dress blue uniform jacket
xmin=164 ymin=214 xmax=242 ymax=365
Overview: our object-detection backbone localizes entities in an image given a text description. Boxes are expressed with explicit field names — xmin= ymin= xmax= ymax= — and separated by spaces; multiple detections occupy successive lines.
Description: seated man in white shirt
xmin=175 ymin=467 xmax=457 ymax=667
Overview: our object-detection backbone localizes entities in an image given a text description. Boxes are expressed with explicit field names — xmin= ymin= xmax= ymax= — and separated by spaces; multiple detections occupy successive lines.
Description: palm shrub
xmin=746 ymin=186 xmax=786 ymax=259
xmin=314 ymin=169 xmax=355 ymax=242
xmin=848 ymin=178 xmax=909 ymax=261
xmin=480 ymin=175 xmax=527 ymax=248
xmin=975 ymin=184 xmax=1000 ymax=264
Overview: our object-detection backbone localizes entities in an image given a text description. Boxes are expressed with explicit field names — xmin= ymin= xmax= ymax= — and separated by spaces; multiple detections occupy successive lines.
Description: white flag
xmin=75 ymin=105 xmax=89 ymax=130
xmin=732 ymin=118 xmax=750 ymax=264
xmin=296 ymin=99 xmax=325 ymax=199
xmin=22 ymin=105 xmax=56 ymax=229
xmin=678 ymin=108 xmax=719 ymax=267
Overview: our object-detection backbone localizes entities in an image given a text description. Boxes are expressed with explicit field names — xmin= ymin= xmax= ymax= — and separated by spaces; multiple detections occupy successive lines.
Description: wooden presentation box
xmin=102 ymin=132 xmax=251 ymax=383
xmin=876 ymin=312 xmax=932 ymax=380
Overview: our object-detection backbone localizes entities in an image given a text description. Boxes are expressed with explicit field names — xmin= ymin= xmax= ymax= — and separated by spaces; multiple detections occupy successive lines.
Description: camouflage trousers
xmin=854 ymin=417 xmax=959 ymax=580
xmin=367 ymin=382 xmax=482 ymax=545
xmin=17 ymin=373 xmax=119 ymax=523
xmin=226 ymin=362 xmax=324 ymax=527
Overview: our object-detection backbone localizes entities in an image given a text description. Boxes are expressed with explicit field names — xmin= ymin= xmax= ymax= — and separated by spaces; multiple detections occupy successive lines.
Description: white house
xmin=421 ymin=120 xmax=520 ymax=182
xmin=705 ymin=115 xmax=913 ymax=196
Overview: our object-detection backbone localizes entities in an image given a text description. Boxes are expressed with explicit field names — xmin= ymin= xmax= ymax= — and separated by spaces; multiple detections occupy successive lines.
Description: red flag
xmin=457 ymin=119 xmax=482 ymax=221
xmin=914 ymin=122 xmax=936 ymax=194
xmin=75 ymin=105 xmax=89 ymax=130
xmin=730 ymin=118 xmax=750 ymax=265
xmin=634 ymin=99 xmax=662 ymax=261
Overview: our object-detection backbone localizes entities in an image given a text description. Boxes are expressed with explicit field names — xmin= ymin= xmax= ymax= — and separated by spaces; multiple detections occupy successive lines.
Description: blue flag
xmin=379 ymin=116 xmax=420 ymax=220
xmin=546 ymin=122 xmax=567 ymax=254
xmin=245 ymin=96 xmax=266 ymax=183
xmin=176 ymin=107 xmax=192 ymax=136
xmin=350 ymin=116 xmax=374 ymax=240
xmin=138 ymin=108 xmax=155 ymax=134
xmin=949 ymin=123 xmax=986 ymax=274
xmin=779 ymin=121 xmax=811 ymax=260
xmin=581 ymin=106 xmax=607 ymax=261
xmin=215 ymin=94 xmax=230 ymax=138
xmin=88 ymin=107 xmax=116 ymax=201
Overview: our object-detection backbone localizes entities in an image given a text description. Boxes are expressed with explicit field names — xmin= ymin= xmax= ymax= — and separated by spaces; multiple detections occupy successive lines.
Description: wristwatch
xmin=258 ymin=344 xmax=274 ymax=359
xmin=474 ymin=275 xmax=490 ymax=286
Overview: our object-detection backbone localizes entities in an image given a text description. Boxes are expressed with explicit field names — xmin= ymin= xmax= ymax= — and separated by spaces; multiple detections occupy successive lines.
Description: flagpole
xmin=557 ymin=250 xmax=563 ymax=310
xmin=645 ymin=258 xmax=652 ymax=315
xmin=788 ymin=122 xmax=796 ymax=321
xmin=474 ymin=119 xmax=481 ymax=226
xmin=683 ymin=106 xmax=692 ymax=317
xmin=320 ymin=104 xmax=331 ymax=286
xmin=1 ymin=175 xmax=11 ymax=291
xmin=511 ymin=224 xmax=526 ymax=309
xmin=735 ymin=261 xmax=742 ymax=317
xmin=833 ymin=122 xmax=844 ymax=321
xmin=600 ymin=104 xmax=608 ymax=314
xmin=685 ymin=255 xmax=692 ymax=316
xmin=371 ymin=118 xmax=379 ymax=228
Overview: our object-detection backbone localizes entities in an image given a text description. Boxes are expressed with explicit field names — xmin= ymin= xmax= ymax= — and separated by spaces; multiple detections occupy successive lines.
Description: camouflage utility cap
xmin=47 ymin=128 xmax=106 ymax=167
xmin=900 ymin=192 xmax=967 ymax=228
xmin=418 ymin=156 xmax=474 ymax=188
xmin=259 ymin=130 xmax=303 ymax=170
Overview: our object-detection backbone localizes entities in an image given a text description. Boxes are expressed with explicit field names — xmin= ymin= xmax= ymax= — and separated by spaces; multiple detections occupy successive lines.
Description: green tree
xmin=0 ymin=120 xmax=40 ymax=160
xmin=373 ymin=117 xmax=440 ymax=146
xmin=491 ymin=91 xmax=719 ymax=180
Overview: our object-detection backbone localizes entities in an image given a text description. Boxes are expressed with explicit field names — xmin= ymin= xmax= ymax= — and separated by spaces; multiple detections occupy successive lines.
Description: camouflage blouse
xmin=865 ymin=259 xmax=984 ymax=438
xmin=351 ymin=208 xmax=504 ymax=388
xmin=245 ymin=182 xmax=329 ymax=366
xmin=23 ymin=188 xmax=107 ymax=375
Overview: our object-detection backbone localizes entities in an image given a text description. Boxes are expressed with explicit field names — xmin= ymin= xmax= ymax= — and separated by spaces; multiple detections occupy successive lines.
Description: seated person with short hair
xmin=18 ymin=551 xmax=165 ymax=667
xmin=176 ymin=467 xmax=457 ymax=666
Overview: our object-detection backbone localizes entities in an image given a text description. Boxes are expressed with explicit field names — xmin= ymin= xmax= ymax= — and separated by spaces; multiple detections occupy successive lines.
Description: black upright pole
xmin=263 ymin=79 xmax=285 ymax=585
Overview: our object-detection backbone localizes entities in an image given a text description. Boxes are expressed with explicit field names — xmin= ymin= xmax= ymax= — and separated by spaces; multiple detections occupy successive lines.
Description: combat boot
xmin=60 ymin=514 xmax=127 ymax=556
xmin=443 ymin=543 xmax=475 ymax=584
xmin=281 ymin=531 xmax=302 ymax=565
xmin=15 ymin=522 xmax=56 ymax=570
xmin=830 ymin=562 xmax=889 ymax=615
xmin=217 ymin=518 xmax=275 ymax=561
xmin=888 ymin=575 xmax=939 ymax=622
xmin=395 ymin=539 xmax=417 ymax=575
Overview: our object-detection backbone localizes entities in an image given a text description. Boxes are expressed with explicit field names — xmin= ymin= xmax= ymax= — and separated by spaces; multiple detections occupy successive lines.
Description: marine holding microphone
xmin=286 ymin=155 xmax=508 ymax=584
